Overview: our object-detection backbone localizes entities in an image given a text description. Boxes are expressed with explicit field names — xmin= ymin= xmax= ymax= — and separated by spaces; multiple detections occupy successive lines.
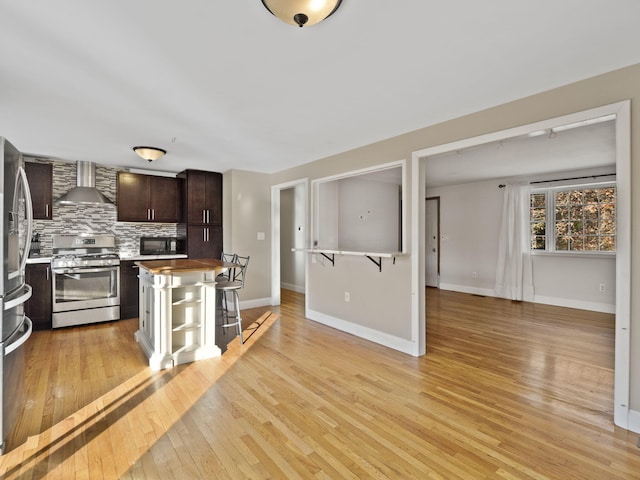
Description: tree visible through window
xmin=530 ymin=185 xmax=616 ymax=253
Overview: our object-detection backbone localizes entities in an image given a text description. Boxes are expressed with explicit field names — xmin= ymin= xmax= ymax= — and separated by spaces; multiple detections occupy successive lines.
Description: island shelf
xmin=134 ymin=258 xmax=234 ymax=370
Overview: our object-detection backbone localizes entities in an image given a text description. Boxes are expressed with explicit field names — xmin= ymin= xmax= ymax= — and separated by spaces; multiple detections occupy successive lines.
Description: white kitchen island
xmin=134 ymin=258 xmax=233 ymax=370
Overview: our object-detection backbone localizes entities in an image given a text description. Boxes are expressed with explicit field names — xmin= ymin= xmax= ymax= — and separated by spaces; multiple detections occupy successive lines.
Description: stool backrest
xmin=231 ymin=255 xmax=250 ymax=287
xmin=221 ymin=252 xmax=236 ymax=263
xmin=219 ymin=252 xmax=236 ymax=280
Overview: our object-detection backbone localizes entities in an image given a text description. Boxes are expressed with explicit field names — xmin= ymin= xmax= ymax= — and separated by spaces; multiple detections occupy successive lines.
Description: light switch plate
xmin=257 ymin=232 xmax=265 ymax=240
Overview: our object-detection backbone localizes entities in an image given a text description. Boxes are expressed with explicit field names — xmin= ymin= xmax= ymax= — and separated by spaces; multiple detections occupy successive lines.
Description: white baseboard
xmin=281 ymin=282 xmax=305 ymax=294
xmin=628 ymin=409 xmax=640 ymax=434
xmin=438 ymin=283 xmax=615 ymax=313
xmin=439 ymin=283 xmax=495 ymax=297
xmin=533 ymin=295 xmax=615 ymax=314
xmin=239 ymin=297 xmax=273 ymax=309
xmin=306 ymin=309 xmax=418 ymax=356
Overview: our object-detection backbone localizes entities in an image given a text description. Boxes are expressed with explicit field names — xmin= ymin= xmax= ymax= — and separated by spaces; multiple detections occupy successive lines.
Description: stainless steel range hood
xmin=56 ymin=161 xmax=113 ymax=205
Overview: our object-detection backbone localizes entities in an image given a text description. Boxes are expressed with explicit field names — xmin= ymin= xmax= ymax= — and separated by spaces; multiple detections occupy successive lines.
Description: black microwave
xmin=139 ymin=237 xmax=185 ymax=256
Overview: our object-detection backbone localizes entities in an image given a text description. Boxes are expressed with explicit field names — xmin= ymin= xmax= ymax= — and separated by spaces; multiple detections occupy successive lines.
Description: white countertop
xmin=120 ymin=254 xmax=188 ymax=261
xmin=27 ymin=254 xmax=188 ymax=264
xmin=27 ymin=257 xmax=52 ymax=264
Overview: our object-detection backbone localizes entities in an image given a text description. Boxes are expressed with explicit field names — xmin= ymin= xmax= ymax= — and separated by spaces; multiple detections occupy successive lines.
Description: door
xmin=425 ymin=197 xmax=439 ymax=288
xmin=119 ymin=261 xmax=140 ymax=320
xmin=52 ymin=266 xmax=119 ymax=312
xmin=149 ymin=176 xmax=181 ymax=222
xmin=2 ymin=139 xmax=33 ymax=298
xmin=184 ymin=170 xmax=222 ymax=225
xmin=24 ymin=162 xmax=52 ymax=220
xmin=25 ymin=264 xmax=52 ymax=330
xmin=187 ymin=225 xmax=222 ymax=259
xmin=1 ymin=313 xmax=32 ymax=452
xmin=117 ymin=172 xmax=150 ymax=221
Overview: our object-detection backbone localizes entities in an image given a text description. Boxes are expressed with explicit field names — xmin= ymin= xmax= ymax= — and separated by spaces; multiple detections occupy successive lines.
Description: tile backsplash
xmin=30 ymin=159 xmax=183 ymax=258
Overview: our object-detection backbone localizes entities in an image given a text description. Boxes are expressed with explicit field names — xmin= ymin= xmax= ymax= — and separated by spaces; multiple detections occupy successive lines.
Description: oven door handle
xmin=52 ymin=267 xmax=119 ymax=275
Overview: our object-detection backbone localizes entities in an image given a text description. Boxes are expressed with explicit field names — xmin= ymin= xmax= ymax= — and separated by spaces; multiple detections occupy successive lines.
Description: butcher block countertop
xmin=135 ymin=258 xmax=235 ymax=274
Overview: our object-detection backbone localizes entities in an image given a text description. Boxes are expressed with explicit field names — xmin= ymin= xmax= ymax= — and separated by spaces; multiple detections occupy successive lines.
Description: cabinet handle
xmin=202 ymin=209 xmax=206 ymax=223
xmin=206 ymin=209 xmax=210 ymax=223
xmin=46 ymin=267 xmax=49 ymax=280
xmin=206 ymin=227 xmax=209 ymax=242
xmin=151 ymin=209 xmax=155 ymax=220
xmin=203 ymin=228 xmax=206 ymax=242
xmin=45 ymin=204 xmax=49 ymax=217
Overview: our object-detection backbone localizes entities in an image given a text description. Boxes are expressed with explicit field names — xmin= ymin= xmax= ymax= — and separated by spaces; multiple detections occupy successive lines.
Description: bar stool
xmin=217 ymin=255 xmax=250 ymax=344
xmin=216 ymin=252 xmax=236 ymax=314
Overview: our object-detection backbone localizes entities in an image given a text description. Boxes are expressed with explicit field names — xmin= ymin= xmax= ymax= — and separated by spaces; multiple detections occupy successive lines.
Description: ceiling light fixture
xmin=133 ymin=146 xmax=166 ymax=162
xmin=261 ymin=0 xmax=342 ymax=28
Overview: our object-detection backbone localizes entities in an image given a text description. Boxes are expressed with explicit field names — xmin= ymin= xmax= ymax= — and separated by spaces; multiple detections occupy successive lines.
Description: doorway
xmin=425 ymin=197 xmax=440 ymax=288
xmin=411 ymin=100 xmax=631 ymax=430
xmin=270 ymin=179 xmax=308 ymax=306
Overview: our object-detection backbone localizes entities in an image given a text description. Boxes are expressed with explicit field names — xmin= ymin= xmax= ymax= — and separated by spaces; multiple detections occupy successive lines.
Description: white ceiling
xmin=1 ymin=1 xmax=640 ymax=174
xmin=426 ymin=119 xmax=616 ymax=188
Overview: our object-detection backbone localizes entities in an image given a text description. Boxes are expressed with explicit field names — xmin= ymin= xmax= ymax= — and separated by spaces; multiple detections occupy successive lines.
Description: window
xmin=530 ymin=184 xmax=616 ymax=253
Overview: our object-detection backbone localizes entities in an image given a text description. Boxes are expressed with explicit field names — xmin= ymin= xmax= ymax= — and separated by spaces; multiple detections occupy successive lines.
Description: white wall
xmin=316 ymin=181 xmax=339 ymax=249
xmin=427 ymin=178 xmax=616 ymax=313
xmin=532 ymin=254 xmax=615 ymax=312
xmin=337 ymin=177 xmax=400 ymax=252
xmin=428 ymin=180 xmax=502 ymax=294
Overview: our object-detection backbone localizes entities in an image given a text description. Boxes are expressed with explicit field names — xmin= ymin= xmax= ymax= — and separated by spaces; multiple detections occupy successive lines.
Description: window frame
xmin=530 ymin=181 xmax=616 ymax=256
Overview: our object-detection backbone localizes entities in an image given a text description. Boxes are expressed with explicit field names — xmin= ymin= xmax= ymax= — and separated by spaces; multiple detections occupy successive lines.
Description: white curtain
xmin=495 ymin=184 xmax=534 ymax=301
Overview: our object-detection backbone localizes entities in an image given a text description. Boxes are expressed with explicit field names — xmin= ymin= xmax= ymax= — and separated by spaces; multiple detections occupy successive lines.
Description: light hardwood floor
xmin=2 ymin=289 xmax=640 ymax=479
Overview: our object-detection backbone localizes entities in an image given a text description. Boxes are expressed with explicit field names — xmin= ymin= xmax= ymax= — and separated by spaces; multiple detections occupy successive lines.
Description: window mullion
xmin=548 ymin=190 xmax=555 ymax=252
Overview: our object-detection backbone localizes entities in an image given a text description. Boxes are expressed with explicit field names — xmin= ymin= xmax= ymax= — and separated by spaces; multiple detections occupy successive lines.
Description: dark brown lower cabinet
xmin=25 ymin=263 xmax=52 ymax=330
xmin=120 ymin=260 xmax=140 ymax=319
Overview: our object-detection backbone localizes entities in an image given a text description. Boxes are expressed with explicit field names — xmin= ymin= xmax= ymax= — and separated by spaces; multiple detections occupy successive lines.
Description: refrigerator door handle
xmin=17 ymin=165 xmax=34 ymax=275
xmin=3 ymin=284 xmax=32 ymax=311
xmin=4 ymin=316 xmax=32 ymax=356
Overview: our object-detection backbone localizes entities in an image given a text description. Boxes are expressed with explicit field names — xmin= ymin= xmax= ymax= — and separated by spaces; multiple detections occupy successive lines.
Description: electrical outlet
xmin=344 ymin=291 xmax=350 ymax=302
xmin=472 ymin=272 xmax=478 ymax=279
xmin=599 ymin=283 xmax=606 ymax=292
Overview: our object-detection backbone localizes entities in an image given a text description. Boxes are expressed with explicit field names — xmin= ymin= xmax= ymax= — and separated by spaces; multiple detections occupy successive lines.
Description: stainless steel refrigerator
xmin=0 ymin=137 xmax=33 ymax=454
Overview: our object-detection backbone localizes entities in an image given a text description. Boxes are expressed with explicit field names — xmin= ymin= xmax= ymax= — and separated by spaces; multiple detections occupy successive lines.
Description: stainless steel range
xmin=51 ymin=235 xmax=120 ymax=328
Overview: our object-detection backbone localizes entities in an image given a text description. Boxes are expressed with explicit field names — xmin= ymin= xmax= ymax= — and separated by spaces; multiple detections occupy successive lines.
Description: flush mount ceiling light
xmin=133 ymin=146 xmax=166 ymax=162
xmin=261 ymin=0 xmax=342 ymax=28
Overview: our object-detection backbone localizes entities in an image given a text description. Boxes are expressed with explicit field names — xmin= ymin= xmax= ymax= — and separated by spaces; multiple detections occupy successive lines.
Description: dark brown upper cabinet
xmin=179 ymin=170 xmax=222 ymax=225
xmin=117 ymin=171 xmax=182 ymax=223
xmin=25 ymin=161 xmax=53 ymax=220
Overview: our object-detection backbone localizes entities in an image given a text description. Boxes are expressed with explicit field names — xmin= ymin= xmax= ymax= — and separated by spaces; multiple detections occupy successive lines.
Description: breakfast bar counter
xmin=134 ymin=258 xmax=234 ymax=370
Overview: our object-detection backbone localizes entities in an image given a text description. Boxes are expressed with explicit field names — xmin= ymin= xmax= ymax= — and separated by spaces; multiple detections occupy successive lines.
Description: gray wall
xmin=223 ymin=169 xmax=272 ymax=306
xmin=224 ymin=63 xmax=640 ymax=412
